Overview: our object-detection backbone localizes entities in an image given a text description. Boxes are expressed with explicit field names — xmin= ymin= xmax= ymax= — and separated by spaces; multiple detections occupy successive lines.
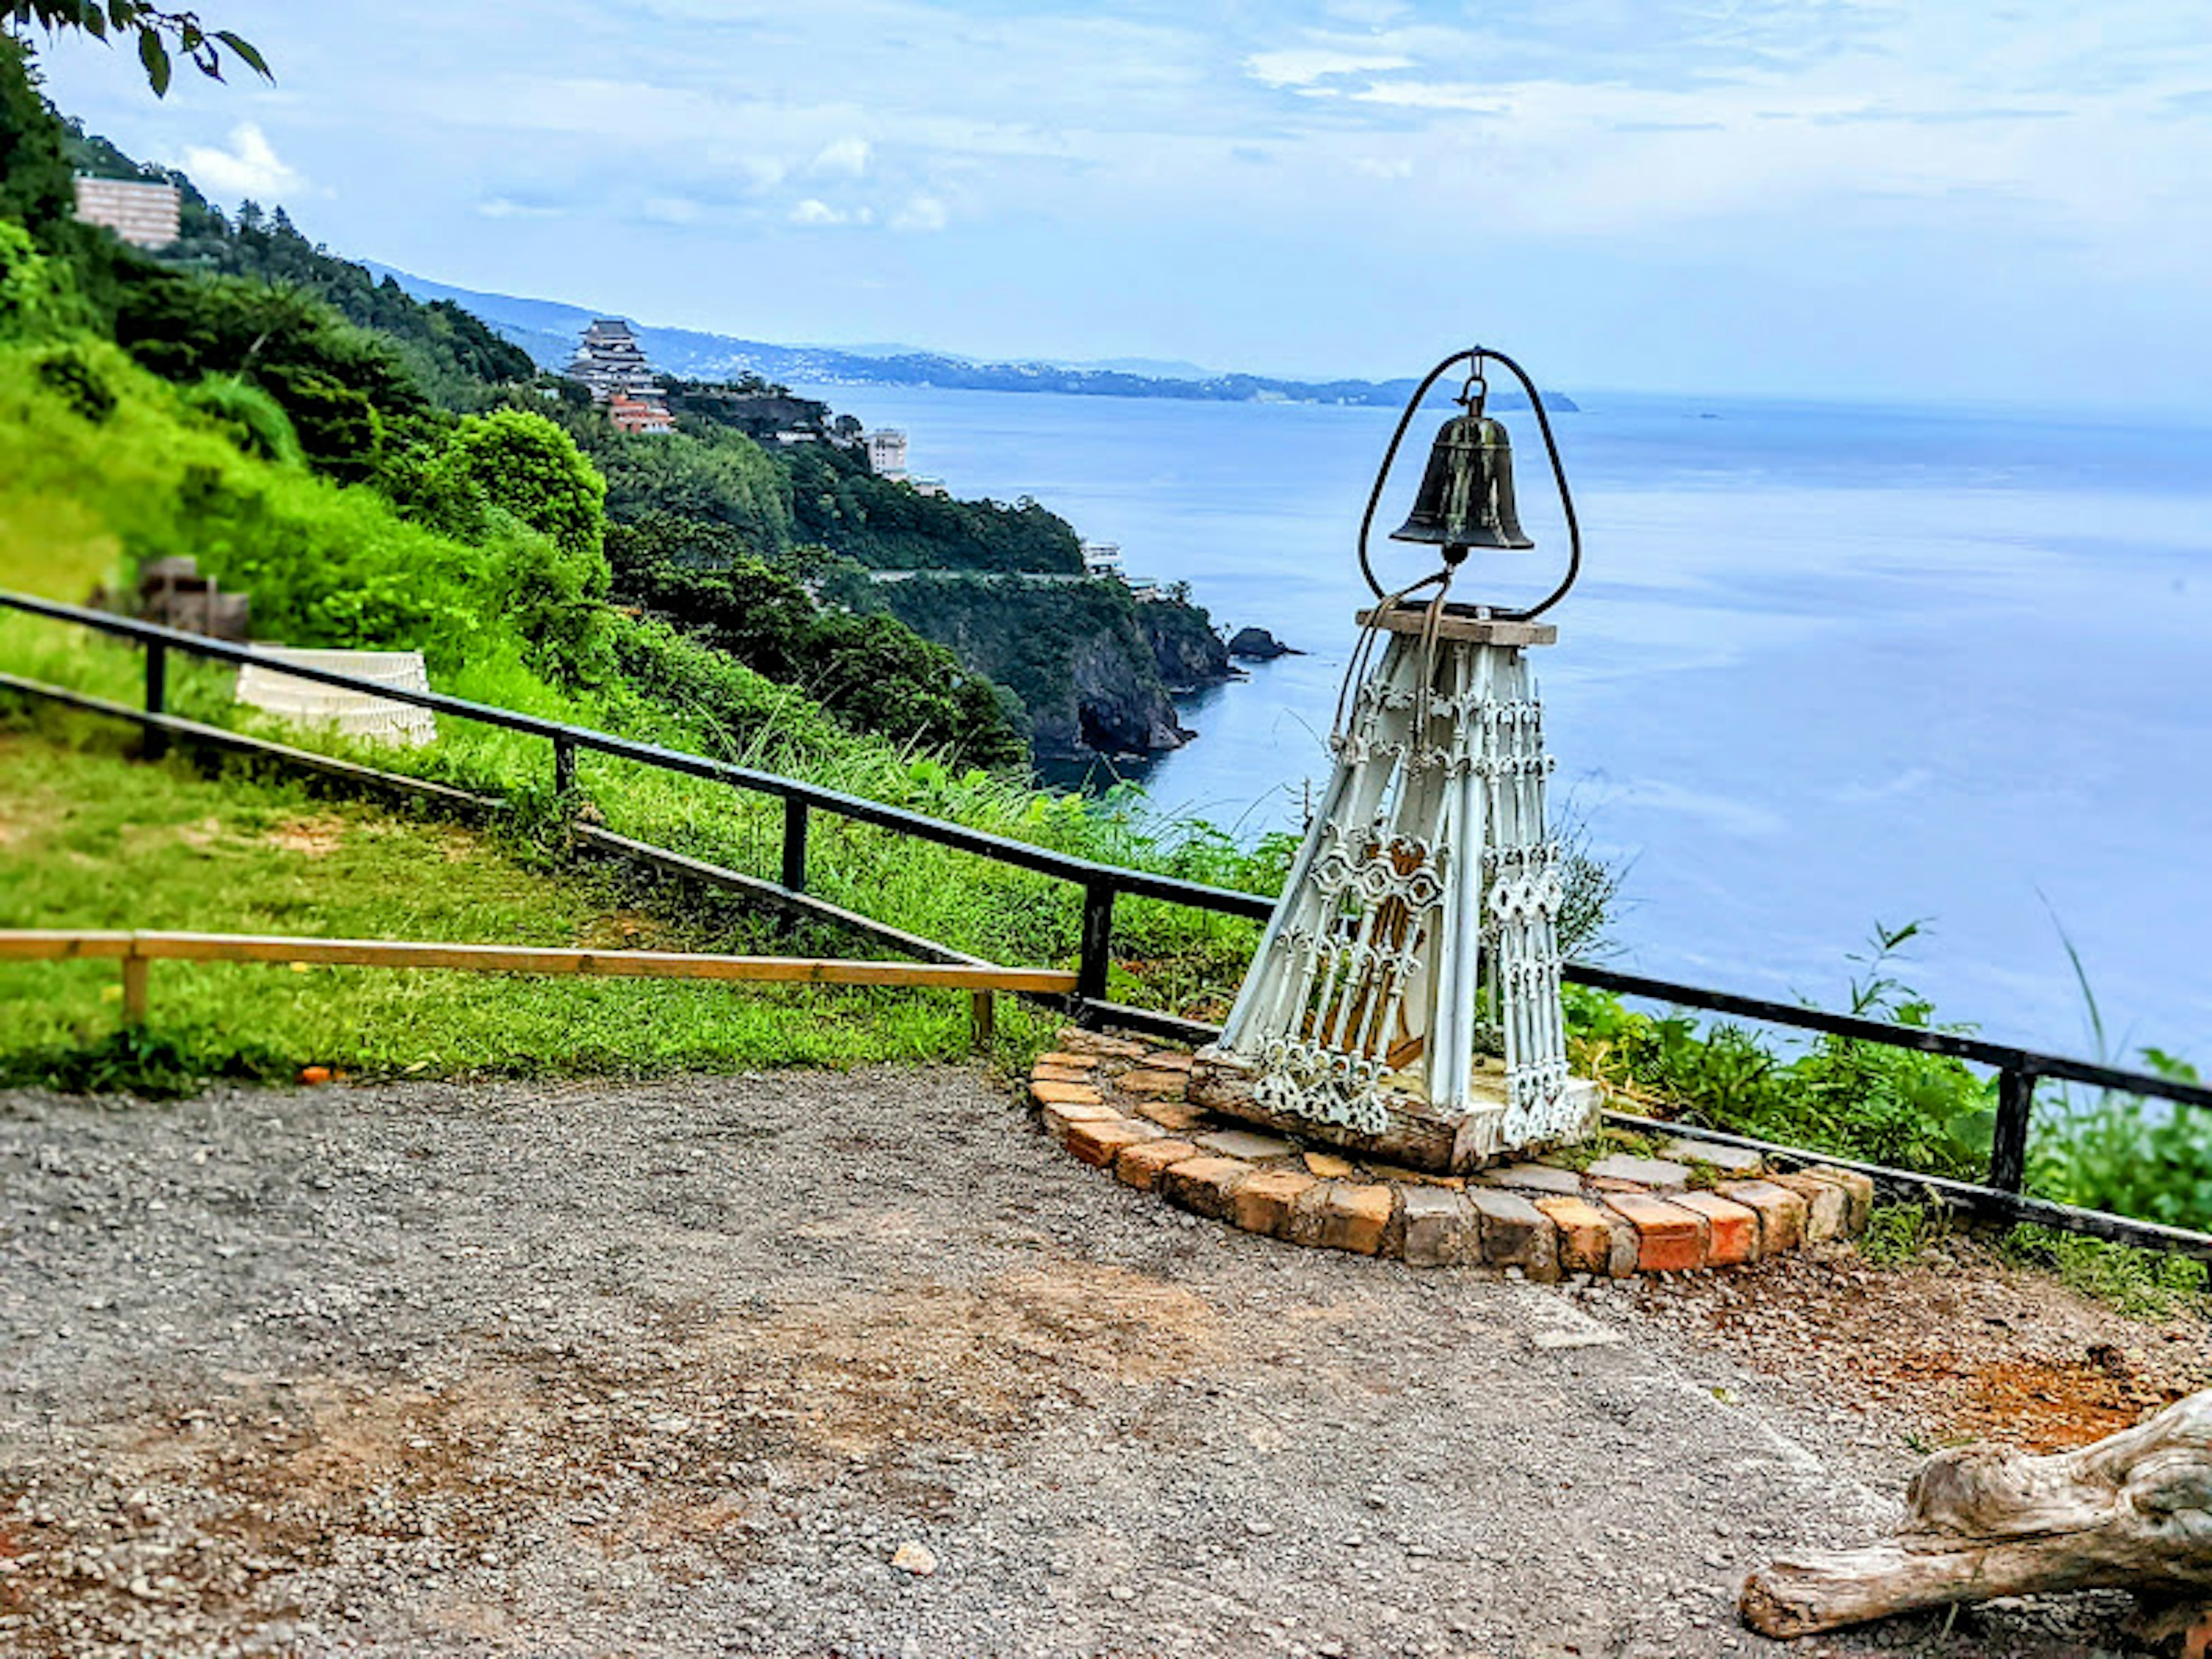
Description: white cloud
xmin=811 ymin=135 xmax=872 ymax=176
xmin=788 ymin=198 xmax=874 ymax=227
xmin=642 ymin=196 xmax=703 ymax=224
xmin=473 ymin=196 xmax=563 ymax=220
xmin=180 ymin=123 xmax=303 ymax=203
xmin=891 ymin=194 xmax=949 ymax=232
xmin=1244 ymin=47 xmax=1414 ymax=89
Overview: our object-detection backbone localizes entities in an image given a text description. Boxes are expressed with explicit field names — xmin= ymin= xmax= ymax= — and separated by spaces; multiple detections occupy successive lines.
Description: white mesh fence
xmin=234 ymin=647 xmax=438 ymax=748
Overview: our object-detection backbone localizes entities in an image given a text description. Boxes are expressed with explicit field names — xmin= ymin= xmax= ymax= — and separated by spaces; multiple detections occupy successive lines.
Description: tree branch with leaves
xmin=5 ymin=1 xmax=267 ymax=95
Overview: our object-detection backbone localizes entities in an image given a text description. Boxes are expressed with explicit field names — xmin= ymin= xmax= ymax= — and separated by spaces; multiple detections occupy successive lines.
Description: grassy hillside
xmin=0 ymin=726 xmax=1001 ymax=1089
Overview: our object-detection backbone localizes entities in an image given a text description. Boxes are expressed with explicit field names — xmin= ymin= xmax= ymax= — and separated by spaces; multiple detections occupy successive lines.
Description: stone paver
xmin=1811 ymin=1166 xmax=1876 ymax=1232
xmin=1537 ymin=1195 xmax=1619 ymax=1276
xmin=1031 ymin=1063 xmax=1099 ymax=1085
xmin=1117 ymin=1069 xmax=1191 ymax=1098
xmin=1025 ymin=1036 xmax=1870 ymax=1282
xmin=1585 ymin=1154 xmax=1692 ymax=1191
xmin=1605 ymin=1192 xmax=1709 ymax=1273
xmin=1717 ymin=1180 xmax=1808 ymax=1255
xmin=1229 ymin=1168 xmax=1316 ymax=1238
xmin=1031 ymin=1079 xmax=1105 ymax=1108
xmin=1158 ymin=1156 xmax=1251 ymax=1221
xmin=1469 ymin=1188 xmax=1558 ymax=1281
xmin=1033 ymin=1051 xmax=1100 ymax=1071
xmin=1672 ymin=1191 xmax=1759 ymax=1267
xmin=1661 ymin=1138 xmax=1767 ymax=1175
xmin=1398 ymin=1187 xmax=1471 ymax=1267
xmin=1287 ymin=1182 xmax=1395 ymax=1256
xmin=1483 ymin=1162 xmax=1584 ymax=1196
xmin=1041 ymin=1101 xmax=1121 ymax=1145
xmin=1063 ymin=1116 xmax=1161 ymax=1169
xmin=1114 ymin=1137 xmax=1201 ymax=1191
xmin=1133 ymin=1099 xmax=1209 ymax=1133
xmin=1191 ymin=1128 xmax=1297 ymax=1163
xmin=1773 ymin=1173 xmax=1850 ymax=1243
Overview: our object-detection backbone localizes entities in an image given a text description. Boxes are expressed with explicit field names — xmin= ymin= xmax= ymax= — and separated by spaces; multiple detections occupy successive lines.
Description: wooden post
xmin=552 ymin=736 xmax=576 ymax=802
xmin=121 ymin=955 xmax=148 ymax=1025
xmin=970 ymin=989 xmax=995 ymax=1051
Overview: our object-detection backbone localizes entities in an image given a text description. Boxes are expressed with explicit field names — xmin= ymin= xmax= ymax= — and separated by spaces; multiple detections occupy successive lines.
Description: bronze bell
xmin=1391 ymin=410 xmax=1535 ymax=554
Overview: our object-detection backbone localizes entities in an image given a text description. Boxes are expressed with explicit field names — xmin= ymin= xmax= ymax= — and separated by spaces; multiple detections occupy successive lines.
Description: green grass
xmin=0 ymin=722 xmax=1058 ymax=1092
xmin=1855 ymin=1199 xmax=2209 ymax=1323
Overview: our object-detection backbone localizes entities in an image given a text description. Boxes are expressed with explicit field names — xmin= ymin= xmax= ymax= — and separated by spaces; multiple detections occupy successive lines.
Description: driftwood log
xmin=1742 ymin=1388 xmax=2212 ymax=1645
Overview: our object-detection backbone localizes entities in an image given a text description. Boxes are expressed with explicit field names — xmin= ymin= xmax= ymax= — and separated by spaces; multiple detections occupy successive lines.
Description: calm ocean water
xmin=791 ymin=381 xmax=2212 ymax=1059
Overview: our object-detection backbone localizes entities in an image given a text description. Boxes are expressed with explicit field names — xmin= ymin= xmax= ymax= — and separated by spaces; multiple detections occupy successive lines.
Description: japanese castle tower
xmin=568 ymin=320 xmax=660 ymax=402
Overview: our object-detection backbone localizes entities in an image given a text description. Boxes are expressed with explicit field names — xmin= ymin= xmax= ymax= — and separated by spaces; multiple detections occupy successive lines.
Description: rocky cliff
xmin=1143 ymin=600 xmax=1234 ymax=691
xmin=872 ymin=576 xmax=1228 ymax=761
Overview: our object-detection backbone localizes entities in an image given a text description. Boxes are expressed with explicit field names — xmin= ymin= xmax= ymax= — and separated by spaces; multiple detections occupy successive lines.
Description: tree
xmin=445 ymin=408 xmax=608 ymax=558
xmin=5 ymin=3 xmax=268 ymax=96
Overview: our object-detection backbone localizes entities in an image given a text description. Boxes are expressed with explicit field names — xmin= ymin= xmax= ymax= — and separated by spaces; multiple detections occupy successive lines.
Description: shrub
xmin=180 ymin=372 xmax=304 ymax=466
xmin=446 ymin=407 xmax=608 ymax=558
xmin=0 ymin=216 xmax=81 ymax=338
xmin=2032 ymin=1051 xmax=2212 ymax=1229
xmin=33 ymin=339 xmax=115 ymax=421
xmin=112 ymin=271 xmax=426 ymax=480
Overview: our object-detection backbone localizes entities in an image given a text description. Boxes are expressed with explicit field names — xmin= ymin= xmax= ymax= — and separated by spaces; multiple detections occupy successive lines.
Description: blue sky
xmin=29 ymin=1 xmax=2212 ymax=405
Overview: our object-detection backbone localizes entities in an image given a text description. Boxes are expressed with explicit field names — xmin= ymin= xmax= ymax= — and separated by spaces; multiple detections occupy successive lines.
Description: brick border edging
xmin=1028 ymin=1030 xmax=1870 ymax=1278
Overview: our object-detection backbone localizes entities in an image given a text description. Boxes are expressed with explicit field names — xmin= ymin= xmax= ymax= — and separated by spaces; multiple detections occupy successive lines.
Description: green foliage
xmin=1567 ymin=923 xmax=1996 ymax=1180
xmin=0 ymin=37 xmax=77 ymax=240
xmin=2022 ymin=912 xmax=2212 ymax=1228
xmin=32 ymin=336 xmax=114 ymax=419
xmin=487 ymin=518 xmax=612 ymax=688
xmin=615 ymin=555 xmax=1026 ymax=768
xmin=150 ymin=198 xmax=537 ymax=406
xmin=1851 ymin=1200 xmax=2207 ymax=1322
xmin=445 ymin=407 xmax=608 ymax=556
xmin=781 ymin=441 xmax=1081 ymax=572
xmin=0 ymin=1021 xmax=288 ymax=1096
xmin=112 ymin=271 xmax=427 ymax=479
xmin=873 ymin=573 xmax=1172 ymax=750
xmin=6 ymin=2 xmax=269 ymax=96
xmin=179 ymin=370 xmax=302 ymax=465
xmin=2031 ymin=1051 xmax=2212 ymax=1229
xmin=1994 ymin=1225 xmax=2210 ymax=1320
xmin=0 ymin=730 xmax=982 ymax=1085
xmin=1854 ymin=1198 xmax=1954 ymax=1268
xmin=0 ymin=214 xmax=82 ymax=336
xmin=605 ymin=612 xmax=869 ymax=767
xmin=575 ymin=415 xmax=793 ymax=552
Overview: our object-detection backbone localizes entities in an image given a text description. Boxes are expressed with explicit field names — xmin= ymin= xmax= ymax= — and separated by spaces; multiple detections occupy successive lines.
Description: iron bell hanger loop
xmin=1355 ymin=345 xmax=1583 ymax=623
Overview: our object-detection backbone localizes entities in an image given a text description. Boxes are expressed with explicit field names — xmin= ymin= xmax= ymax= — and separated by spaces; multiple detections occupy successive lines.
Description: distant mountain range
xmin=365 ymin=264 xmax=1575 ymax=412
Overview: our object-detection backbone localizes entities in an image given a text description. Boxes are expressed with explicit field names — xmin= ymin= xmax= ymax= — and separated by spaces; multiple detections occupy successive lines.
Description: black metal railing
xmin=4 ymin=587 xmax=2207 ymax=1257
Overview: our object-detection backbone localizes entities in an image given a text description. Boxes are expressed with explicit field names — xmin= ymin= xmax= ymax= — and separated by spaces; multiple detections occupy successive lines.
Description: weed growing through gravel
xmin=1854 ymin=1200 xmax=2209 ymax=1323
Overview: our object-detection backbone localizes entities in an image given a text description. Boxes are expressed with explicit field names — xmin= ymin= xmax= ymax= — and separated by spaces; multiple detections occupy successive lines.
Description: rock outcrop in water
xmin=1226 ymin=626 xmax=1296 ymax=661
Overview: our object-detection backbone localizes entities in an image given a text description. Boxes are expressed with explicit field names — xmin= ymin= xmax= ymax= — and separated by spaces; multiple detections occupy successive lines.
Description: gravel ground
xmin=0 ymin=1068 xmax=2175 ymax=1658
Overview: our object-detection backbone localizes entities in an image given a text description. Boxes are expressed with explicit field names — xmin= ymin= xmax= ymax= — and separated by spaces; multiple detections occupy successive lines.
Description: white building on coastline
xmin=866 ymin=429 xmax=910 ymax=480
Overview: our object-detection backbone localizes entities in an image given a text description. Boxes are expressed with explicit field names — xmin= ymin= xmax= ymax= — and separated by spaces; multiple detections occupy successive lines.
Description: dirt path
xmin=0 ymin=1069 xmax=2182 ymax=1658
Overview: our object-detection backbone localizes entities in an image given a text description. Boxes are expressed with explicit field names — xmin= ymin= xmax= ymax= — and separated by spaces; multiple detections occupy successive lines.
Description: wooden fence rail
xmin=0 ymin=930 xmax=1077 ymax=1050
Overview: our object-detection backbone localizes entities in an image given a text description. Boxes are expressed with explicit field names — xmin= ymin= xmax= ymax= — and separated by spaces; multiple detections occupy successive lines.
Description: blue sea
xmin=792 ymin=381 xmax=2212 ymax=1062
